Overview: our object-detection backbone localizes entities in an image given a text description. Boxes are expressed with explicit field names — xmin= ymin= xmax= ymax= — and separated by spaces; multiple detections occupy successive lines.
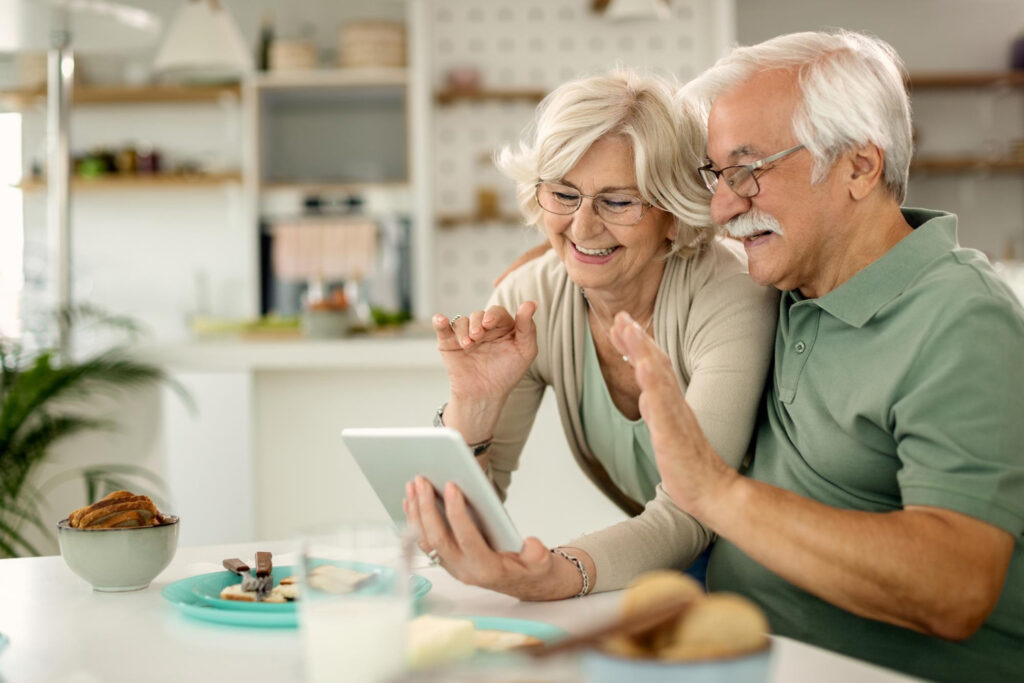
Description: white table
xmin=0 ymin=541 xmax=919 ymax=683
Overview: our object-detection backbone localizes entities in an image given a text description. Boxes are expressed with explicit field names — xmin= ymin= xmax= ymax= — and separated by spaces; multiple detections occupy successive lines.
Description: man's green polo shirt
xmin=707 ymin=209 xmax=1024 ymax=682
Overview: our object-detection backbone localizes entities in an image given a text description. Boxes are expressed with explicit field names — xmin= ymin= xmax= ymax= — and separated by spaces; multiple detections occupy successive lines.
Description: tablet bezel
xmin=341 ymin=426 xmax=524 ymax=553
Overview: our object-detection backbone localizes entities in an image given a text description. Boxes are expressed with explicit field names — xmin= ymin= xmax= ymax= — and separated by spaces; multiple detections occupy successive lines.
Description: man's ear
xmin=848 ymin=144 xmax=885 ymax=200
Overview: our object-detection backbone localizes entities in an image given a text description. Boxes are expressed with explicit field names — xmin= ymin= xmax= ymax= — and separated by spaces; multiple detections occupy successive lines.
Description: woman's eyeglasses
xmin=535 ymin=182 xmax=651 ymax=226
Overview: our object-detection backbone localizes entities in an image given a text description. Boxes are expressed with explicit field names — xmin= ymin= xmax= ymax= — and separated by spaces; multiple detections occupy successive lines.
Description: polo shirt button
xmin=794 ymin=341 xmax=807 ymax=353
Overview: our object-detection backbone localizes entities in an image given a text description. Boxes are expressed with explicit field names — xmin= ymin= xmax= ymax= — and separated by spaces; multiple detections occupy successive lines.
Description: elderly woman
xmin=404 ymin=69 xmax=778 ymax=600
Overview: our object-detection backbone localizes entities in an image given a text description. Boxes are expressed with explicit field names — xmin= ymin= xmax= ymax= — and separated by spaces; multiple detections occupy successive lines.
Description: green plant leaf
xmin=0 ymin=506 xmax=45 ymax=558
xmin=2 ymin=414 xmax=111 ymax=503
xmin=0 ymin=305 xmax=192 ymax=556
xmin=3 ymin=489 xmax=51 ymax=541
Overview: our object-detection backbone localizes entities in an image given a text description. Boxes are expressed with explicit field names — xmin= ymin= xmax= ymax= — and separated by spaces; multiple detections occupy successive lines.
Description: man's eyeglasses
xmin=535 ymin=182 xmax=652 ymax=226
xmin=698 ymin=144 xmax=805 ymax=198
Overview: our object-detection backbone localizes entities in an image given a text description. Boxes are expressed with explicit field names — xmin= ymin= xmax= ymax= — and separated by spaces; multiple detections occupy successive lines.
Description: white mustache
xmin=725 ymin=210 xmax=784 ymax=239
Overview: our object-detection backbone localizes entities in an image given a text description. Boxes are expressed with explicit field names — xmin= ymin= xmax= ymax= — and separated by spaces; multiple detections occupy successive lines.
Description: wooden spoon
xmin=528 ymin=595 xmax=694 ymax=659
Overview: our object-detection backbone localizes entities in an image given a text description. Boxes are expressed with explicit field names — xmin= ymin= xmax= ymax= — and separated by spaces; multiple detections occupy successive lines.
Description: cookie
xmin=220 ymin=584 xmax=258 ymax=602
xmin=307 ymin=565 xmax=373 ymax=594
xmin=272 ymin=584 xmax=300 ymax=601
xmin=219 ymin=583 xmax=286 ymax=603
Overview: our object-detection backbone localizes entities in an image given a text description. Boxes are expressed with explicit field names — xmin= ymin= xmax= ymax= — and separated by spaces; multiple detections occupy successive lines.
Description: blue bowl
xmin=581 ymin=646 xmax=771 ymax=683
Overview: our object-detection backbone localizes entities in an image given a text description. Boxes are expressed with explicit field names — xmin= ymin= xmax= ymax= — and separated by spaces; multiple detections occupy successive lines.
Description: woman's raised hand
xmin=403 ymin=476 xmax=591 ymax=601
xmin=432 ymin=301 xmax=538 ymax=442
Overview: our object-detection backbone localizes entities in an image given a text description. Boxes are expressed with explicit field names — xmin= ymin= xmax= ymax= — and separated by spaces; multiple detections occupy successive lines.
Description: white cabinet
xmin=253 ymin=69 xmax=409 ymax=187
xmin=5 ymin=83 xmax=254 ymax=341
xmin=245 ymin=67 xmax=421 ymax=320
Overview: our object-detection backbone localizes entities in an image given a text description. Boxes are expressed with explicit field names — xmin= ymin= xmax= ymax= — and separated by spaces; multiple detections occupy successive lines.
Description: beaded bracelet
xmin=551 ymin=548 xmax=590 ymax=598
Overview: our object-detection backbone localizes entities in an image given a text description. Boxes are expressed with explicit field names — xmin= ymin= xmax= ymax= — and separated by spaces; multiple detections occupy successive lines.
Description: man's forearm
xmin=702 ymin=476 xmax=1013 ymax=640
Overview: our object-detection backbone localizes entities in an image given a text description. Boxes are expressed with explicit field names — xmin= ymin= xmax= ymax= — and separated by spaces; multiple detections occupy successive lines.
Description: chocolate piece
xmin=223 ymin=558 xmax=250 ymax=574
xmin=255 ymin=551 xmax=272 ymax=577
xmin=223 ymin=557 xmax=261 ymax=593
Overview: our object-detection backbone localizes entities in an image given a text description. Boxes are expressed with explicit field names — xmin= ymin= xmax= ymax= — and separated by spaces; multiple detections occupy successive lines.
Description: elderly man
xmin=610 ymin=30 xmax=1024 ymax=682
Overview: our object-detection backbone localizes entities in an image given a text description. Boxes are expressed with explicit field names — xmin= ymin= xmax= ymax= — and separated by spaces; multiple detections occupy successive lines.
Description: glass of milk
xmin=297 ymin=521 xmax=414 ymax=683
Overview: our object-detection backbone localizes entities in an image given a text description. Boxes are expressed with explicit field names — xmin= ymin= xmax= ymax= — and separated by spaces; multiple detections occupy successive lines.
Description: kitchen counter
xmin=149 ymin=333 xmax=451 ymax=546
xmin=144 ymin=332 xmax=440 ymax=372
xmin=136 ymin=332 xmax=629 ymax=558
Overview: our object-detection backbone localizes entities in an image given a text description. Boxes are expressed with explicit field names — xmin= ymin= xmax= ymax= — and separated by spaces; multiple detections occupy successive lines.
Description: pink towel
xmin=273 ymin=219 xmax=377 ymax=281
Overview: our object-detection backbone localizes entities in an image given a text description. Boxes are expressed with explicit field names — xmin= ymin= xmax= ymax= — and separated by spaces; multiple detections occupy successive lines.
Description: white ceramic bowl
xmin=57 ymin=516 xmax=179 ymax=592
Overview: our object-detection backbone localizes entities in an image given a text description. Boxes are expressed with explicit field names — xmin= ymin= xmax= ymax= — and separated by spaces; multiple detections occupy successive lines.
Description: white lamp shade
xmin=0 ymin=0 xmax=161 ymax=52
xmin=152 ymin=0 xmax=252 ymax=81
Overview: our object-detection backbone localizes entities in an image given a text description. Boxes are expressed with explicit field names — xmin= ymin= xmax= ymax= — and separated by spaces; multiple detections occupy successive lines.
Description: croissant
xmin=68 ymin=490 xmax=165 ymax=529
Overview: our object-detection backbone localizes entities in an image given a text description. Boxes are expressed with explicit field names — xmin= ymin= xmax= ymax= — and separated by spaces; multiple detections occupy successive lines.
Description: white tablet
xmin=341 ymin=427 xmax=523 ymax=553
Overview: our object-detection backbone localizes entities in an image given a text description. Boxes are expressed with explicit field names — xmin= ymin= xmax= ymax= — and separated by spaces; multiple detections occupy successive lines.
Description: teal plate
xmin=463 ymin=616 xmax=567 ymax=643
xmin=162 ymin=565 xmax=432 ymax=628
xmin=189 ymin=565 xmax=300 ymax=612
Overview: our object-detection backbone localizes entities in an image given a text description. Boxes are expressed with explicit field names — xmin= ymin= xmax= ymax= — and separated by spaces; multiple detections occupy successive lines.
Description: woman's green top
xmin=579 ymin=321 xmax=660 ymax=504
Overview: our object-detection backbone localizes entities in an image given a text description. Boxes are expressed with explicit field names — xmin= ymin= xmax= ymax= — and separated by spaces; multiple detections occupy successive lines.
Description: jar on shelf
xmin=115 ymin=145 xmax=138 ymax=175
xmin=135 ymin=143 xmax=161 ymax=174
xmin=338 ymin=20 xmax=405 ymax=68
xmin=270 ymin=40 xmax=317 ymax=71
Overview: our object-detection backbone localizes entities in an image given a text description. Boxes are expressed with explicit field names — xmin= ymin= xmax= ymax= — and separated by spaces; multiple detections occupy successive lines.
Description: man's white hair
xmin=496 ymin=68 xmax=714 ymax=257
xmin=682 ymin=30 xmax=913 ymax=203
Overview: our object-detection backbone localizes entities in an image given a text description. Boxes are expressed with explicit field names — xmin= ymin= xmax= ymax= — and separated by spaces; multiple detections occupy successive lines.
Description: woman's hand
xmin=433 ymin=302 xmax=538 ymax=443
xmin=403 ymin=476 xmax=590 ymax=601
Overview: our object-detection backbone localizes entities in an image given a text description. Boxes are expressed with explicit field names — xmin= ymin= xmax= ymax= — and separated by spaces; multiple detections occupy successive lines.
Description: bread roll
xmin=659 ymin=592 xmax=769 ymax=661
xmin=620 ymin=570 xmax=705 ymax=651
xmin=620 ymin=570 xmax=705 ymax=617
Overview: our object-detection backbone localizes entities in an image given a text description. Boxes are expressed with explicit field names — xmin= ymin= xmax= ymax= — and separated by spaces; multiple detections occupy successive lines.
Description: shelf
xmin=252 ymin=68 xmax=408 ymax=90
xmin=437 ymin=213 xmax=524 ymax=228
xmin=0 ymin=83 xmax=241 ymax=109
xmin=15 ymin=173 xmax=242 ymax=191
xmin=907 ymin=71 xmax=1024 ymax=89
xmin=909 ymin=156 xmax=1024 ymax=173
xmin=435 ymin=88 xmax=547 ymax=105
xmin=261 ymin=180 xmax=409 ymax=193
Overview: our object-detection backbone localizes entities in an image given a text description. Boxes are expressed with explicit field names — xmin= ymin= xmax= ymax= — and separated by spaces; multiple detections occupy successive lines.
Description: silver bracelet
xmin=551 ymin=548 xmax=590 ymax=598
xmin=433 ymin=401 xmax=492 ymax=456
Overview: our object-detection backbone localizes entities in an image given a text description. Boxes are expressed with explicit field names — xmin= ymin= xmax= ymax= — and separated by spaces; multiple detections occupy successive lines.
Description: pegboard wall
xmin=428 ymin=0 xmax=718 ymax=317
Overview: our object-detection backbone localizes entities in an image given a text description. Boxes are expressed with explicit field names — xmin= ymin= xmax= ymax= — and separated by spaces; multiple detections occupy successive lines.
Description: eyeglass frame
xmin=697 ymin=144 xmax=806 ymax=198
xmin=533 ymin=181 xmax=655 ymax=226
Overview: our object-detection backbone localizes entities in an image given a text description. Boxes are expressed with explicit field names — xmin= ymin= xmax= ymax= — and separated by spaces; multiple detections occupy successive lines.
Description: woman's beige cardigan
xmin=484 ymin=238 xmax=779 ymax=592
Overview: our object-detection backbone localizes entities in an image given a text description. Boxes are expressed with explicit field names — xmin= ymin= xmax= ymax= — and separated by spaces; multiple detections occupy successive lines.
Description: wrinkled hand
xmin=610 ymin=312 xmax=737 ymax=519
xmin=433 ymin=303 xmax=538 ymax=437
xmin=402 ymin=476 xmax=580 ymax=601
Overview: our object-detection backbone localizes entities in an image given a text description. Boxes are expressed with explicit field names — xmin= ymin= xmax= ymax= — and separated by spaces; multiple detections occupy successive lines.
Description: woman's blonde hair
xmin=495 ymin=68 xmax=714 ymax=257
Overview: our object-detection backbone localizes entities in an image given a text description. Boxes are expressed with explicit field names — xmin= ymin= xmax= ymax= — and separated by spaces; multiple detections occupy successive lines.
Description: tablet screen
xmin=342 ymin=427 xmax=524 ymax=553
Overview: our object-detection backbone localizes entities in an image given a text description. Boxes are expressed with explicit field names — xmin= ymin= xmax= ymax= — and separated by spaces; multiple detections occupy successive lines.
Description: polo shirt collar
xmin=788 ymin=208 xmax=958 ymax=328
